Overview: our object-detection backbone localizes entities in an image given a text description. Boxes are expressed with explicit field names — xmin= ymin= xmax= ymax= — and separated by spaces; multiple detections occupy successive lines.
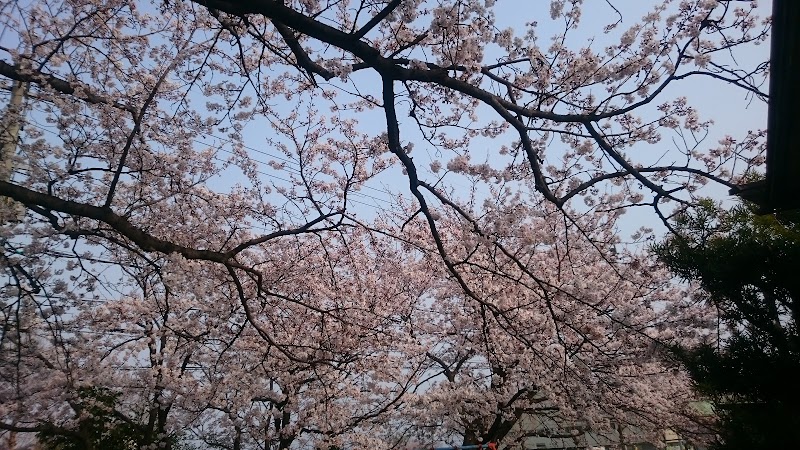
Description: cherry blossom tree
xmin=0 ymin=0 xmax=768 ymax=448
xmin=383 ymin=198 xmax=715 ymax=448
xmin=1 ymin=225 xmax=431 ymax=449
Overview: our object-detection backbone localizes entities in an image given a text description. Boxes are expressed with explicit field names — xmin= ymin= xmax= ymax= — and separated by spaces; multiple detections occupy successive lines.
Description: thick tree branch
xmin=0 ymin=60 xmax=135 ymax=114
xmin=583 ymin=121 xmax=685 ymax=203
xmin=0 ymin=181 xmax=335 ymax=262
xmin=1 ymin=181 xmax=229 ymax=260
xmin=352 ymin=0 xmax=402 ymax=40
xmin=559 ymin=166 xmax=738 ymax=204
xmin=272 ymin=21 xmax=335 ymax=82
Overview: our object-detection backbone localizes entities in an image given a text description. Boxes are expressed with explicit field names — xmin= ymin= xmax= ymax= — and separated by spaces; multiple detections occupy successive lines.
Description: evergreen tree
xmin=37 ymin=387 xmax=140 ymax=450
xmin=36 ymin=387 xmax=194 ymax=450
xmin=653 ymin=201 xmax=800 ymax=449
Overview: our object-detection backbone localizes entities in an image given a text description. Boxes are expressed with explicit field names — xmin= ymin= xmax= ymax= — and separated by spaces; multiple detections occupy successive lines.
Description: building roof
xmin=731 ymin=0 xmax=800 ymax=212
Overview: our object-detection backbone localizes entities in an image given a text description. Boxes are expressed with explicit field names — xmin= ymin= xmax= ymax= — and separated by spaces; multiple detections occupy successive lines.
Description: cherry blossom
xmin=0 ymin=0 xmax=768 ymax=448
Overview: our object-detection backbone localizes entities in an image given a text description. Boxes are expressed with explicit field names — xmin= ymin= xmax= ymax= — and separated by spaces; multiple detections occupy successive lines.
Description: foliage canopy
xmin=0 ymin=0 xmax=770 ymax=448
xmin=654 ymin=201 xmax=800 ymax=450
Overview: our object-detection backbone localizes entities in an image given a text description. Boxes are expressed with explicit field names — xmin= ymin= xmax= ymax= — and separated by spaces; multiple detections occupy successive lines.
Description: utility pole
xmin=0 ymin=80 xmax=28 ymax=223
xmin=0 ymin=80 xmax=28 ymax=449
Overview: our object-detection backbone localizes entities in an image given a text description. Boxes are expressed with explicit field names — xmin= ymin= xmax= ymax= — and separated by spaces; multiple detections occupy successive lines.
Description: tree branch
xmin=352 ymin=0 xmax=402 ymax=40
xmin=0 ymin=181 xmax=335 ymax=262
xmin=272 ymin=21 xmax=335 ymax=82
xmin=0 ymin=59 xmax=135 ymax=114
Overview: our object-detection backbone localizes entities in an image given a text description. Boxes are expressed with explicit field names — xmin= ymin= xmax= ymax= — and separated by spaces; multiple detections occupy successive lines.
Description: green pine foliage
xmin=652 ymin=200 xmax=800 ymax=449
xmin=37 ymin=387 xmax=140 ymax=450
xmin=36 ymin=386 xmax=194 ymax=450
